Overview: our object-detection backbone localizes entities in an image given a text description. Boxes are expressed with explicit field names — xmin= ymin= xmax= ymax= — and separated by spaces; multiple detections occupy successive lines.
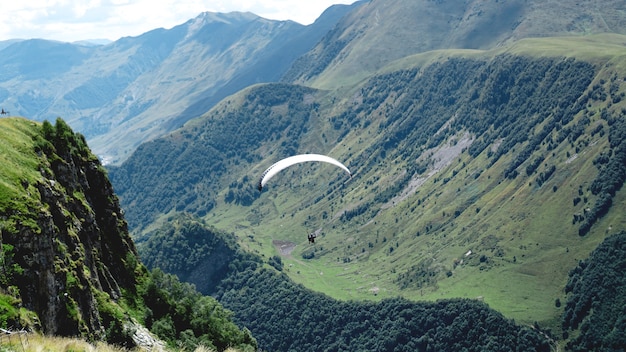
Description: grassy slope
xmin=0 ymin=118 xmax=252 ymax=350
xmin=201 ymin=34 xmax=626 ymax=331
xmin=0 ymin=118 xmax=43 ymax=230
xmin=0 ymin=333 xmax=241 ymax=352
xmin=0 ymin=334 xmax=126 ymax=352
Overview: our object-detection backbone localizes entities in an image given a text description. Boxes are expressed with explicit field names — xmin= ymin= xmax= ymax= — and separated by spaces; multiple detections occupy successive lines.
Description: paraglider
xmin=257 ymin=154 xmax=351 ymax=191
xmin=257 ymin=154 xmax=351 ymax=244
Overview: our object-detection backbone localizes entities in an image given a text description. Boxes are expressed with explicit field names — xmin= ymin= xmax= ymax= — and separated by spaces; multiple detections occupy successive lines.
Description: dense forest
xmin=136 ymin=213 xmax=262 ymax=294
xmin=137 ymin=268 xmax=257 ymax=351
xmin=561 ymin=231 xmax=626 ymax=351
xmin=216 ymin=267 xmax=550 ymax=352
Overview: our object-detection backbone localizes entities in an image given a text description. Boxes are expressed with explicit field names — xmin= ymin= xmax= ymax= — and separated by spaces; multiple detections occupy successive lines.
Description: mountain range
xmin=107 ymin=0 xmax=626 ymax=348
xmin=2 ymin=0 xmax=625 ymax=165
xmin=0 ymin=3 xmax=360 ymax=165
xmin=2 ymin=0 xmax=626 ymax=350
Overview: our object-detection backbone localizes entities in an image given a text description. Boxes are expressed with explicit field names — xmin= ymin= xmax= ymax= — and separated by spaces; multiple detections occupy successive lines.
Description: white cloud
xmin=0 ymin=0 xmax=357 ymax=43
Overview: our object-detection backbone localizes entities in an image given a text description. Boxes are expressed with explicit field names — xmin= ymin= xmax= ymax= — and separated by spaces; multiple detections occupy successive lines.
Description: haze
xmin=0 ymin=0 xmax=356 ymax=43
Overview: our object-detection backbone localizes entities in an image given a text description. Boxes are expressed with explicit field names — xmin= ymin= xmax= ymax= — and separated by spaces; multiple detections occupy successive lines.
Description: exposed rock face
xmin=0 ymin=120 xmax=139 ymax=338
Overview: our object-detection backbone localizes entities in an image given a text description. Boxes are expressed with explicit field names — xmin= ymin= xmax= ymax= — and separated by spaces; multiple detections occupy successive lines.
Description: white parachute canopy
xmin=258 ymin=154 xmax=351 ymax=191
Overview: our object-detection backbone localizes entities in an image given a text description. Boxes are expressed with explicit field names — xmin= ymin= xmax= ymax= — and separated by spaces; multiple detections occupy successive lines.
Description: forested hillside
xmin=110 ymin=83 xmax=323 ymax=233
xmin=109 ymin=37 xmax=626 ymax=344
xmin=561 ymin=231 xmax=626 ymax=351
xmin=218 ymin=268 xmax=551 ymax=352
xmin=136 ymin=213 xmax=262 ymax=294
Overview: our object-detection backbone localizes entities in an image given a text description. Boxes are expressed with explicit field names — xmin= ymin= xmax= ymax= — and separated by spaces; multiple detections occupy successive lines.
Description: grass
xmin=499 ymin=34 xmax=626 ymax=61
xmin=378 ymin=33 xmax=626 ymax=78
xmin=0 ymin=118 xmax=42 ymax=207
xmin=198 ymin=45 xmax=626 ymax=334
xmin=0 ymin=334 xmax=123 ymax=352
xmin=0 ymin=333 xmax=243 ymax=352
xmin=0 ymin=118 xmax=44 ymax=234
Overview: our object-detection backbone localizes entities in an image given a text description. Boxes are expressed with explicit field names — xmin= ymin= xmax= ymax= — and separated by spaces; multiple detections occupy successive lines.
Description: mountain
xmin=283 ymin=0 xmax=626 ymax=87
xmin=0 ymin=39 xmax=22 ymax=51
xmin=3 ymin=0 xmax=625 ymax=165
xmin=5 ymin=0 xmax=626 ymax=349
xmin=0 ymin=5 xmax=358 ymax=165
xmin=0 ymin=117 xmax=139 ymax=337
xmin=72 ymin=39 xmax=112 ymax=46
xmin=0 ymin=117 xmax=257 ymax=350
xmin=0 ymin=113 xmax=549 ymax=351
xmin=107 ymin=8 xmax=626 ymax=351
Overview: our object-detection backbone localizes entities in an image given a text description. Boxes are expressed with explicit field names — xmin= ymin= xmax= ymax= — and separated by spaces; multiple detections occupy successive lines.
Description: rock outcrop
xmin=0 ymin=118 xmax=140 ymax=339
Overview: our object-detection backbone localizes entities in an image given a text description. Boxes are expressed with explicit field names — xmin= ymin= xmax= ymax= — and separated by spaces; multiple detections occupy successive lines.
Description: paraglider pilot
xmin=308 ymin=232 xmax=317 ymax=244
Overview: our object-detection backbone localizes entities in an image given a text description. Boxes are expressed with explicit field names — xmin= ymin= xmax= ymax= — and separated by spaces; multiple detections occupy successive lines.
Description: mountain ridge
xmin=284 ymin=0 xmax=626 ymax=87
xmin=3 ymin=0 xmax=626 ymax=165
xmin=0 ymin=5 xmax=359 ymax=165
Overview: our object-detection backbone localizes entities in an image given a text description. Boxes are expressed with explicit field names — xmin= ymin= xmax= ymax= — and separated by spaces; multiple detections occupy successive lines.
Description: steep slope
xmin=109 ymin=34 xmax=626 ymax=336
xmin=0 ymin=117 xmax=140 ymax=337
xmin=561 ymin=231 xmax=626 ymax=350
xmin=0 ymin=8 xmax=355 ymax=165
xmin=283 ymin=0 xmax=626 ymax=87
xmin=0 ymin=117 xmax=258 ymax=351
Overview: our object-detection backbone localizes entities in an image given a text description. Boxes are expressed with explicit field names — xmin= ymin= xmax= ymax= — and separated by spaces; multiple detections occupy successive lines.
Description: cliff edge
xmin=0 ymin=117 xmax=140 ymax=339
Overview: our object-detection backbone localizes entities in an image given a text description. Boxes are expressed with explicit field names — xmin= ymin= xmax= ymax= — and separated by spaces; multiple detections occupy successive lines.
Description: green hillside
xmin=110 ymin=35 xmax=626 ymax=339
xmin=0 ymin=117 xmax=257 ymax=351
xmin=0 ymin=119 xmax=43 ymax=227
xmin=241 ymin=43 xmax=626 ymax=327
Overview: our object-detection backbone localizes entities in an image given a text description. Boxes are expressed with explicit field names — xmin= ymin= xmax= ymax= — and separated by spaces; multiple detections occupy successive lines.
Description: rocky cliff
xmin=0 ymin=117 xmax=140 ymax=339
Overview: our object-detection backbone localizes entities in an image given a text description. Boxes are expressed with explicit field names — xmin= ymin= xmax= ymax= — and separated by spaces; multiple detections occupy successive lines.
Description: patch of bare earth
xmin=273 ymin=240 xmax=297 ymax=256
xmin=383 ymin=131 xmax=475 ymax=208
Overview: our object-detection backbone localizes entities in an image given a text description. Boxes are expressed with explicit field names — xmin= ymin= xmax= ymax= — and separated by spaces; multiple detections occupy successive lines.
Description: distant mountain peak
xmin=192 ymin=11 xmax=260 ymax=25
xmin=72 ymin=39 xmax=112 ymax=46
xmin=183 ymin=11 xmax=262 ymax=38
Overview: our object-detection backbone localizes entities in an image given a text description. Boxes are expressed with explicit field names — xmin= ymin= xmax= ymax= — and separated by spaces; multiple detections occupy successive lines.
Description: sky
xmin=0 ymin=0 xmax=357 ymax=43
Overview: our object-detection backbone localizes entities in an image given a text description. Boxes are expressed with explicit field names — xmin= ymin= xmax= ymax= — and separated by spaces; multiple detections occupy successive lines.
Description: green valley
xmin=110 ymin=34 xmax=626 ymax=342
xmin=3 ymin=0 xmax=626 ymax=350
